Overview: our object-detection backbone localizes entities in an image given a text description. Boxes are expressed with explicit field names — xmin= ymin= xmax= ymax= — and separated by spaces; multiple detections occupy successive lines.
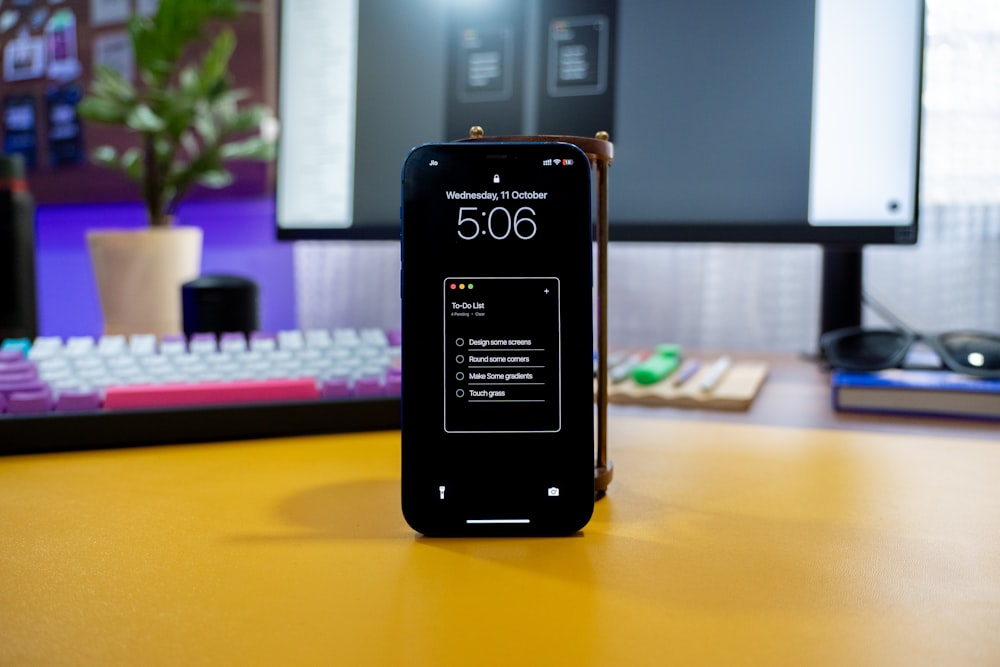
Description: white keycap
xmin=332 ymin=328 xmax=361 ymax=347
xmin=160 ymin=339 xmax=187 ymax=356
xmin=189 ymin=337 xmax=217 ymax=355
xmin=65 ymin=336 xmax=96 ymax=356
xmin=305 ymin=329 xmax=332 ymax=348
xmin=220 ymin=337 xmax=248 ymax=353
xmin=97 ymin=335 xmax=128 ymax=356
xmin=360 ymin=328 xmax=389 ymax=347
xmin=278 ymin=330 xmax=305 ymax=350
xmin=250 ymin=336 xmax=277 ymax=352
xmin=27 ymin=337 xmax=64 ymax=361
xmin=129 ymin=334 xmax=158 ymax=356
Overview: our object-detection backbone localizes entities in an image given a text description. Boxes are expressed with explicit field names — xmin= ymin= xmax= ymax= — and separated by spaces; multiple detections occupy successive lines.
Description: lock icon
xmin=493 ymin=174 xmax=500 ymax=184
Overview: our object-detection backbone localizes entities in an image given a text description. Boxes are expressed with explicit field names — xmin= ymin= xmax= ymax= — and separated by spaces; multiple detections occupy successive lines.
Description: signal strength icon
xmin=543 ymin=159 xmax=553 ymax=166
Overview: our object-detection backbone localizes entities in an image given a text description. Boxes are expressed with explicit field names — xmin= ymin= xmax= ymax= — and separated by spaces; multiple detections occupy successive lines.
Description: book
xmin=831 ymin=369 xmax=1000 ymax=421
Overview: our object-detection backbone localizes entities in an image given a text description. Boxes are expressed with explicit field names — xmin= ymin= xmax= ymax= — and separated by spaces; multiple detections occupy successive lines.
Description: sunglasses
xmin=820 ymin=327 xmax=1000 ymax=378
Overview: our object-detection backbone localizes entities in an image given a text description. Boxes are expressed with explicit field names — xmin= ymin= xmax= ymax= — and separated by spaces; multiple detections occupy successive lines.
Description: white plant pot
xmin=87 ymin=227 xmax=203 ymax=337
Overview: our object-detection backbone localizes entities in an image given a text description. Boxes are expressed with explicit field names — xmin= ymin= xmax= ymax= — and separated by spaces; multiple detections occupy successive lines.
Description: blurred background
xmin=11 ymin=0 xmax=999 ymax=352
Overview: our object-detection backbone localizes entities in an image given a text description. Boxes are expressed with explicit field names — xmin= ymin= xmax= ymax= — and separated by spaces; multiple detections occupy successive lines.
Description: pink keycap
xmin=104 ymin=378 xmax=319 ymax=410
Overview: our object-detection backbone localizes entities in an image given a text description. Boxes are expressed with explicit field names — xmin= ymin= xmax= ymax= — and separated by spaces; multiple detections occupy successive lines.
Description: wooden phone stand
xmin=458 ymin=127 xmax=615 ymax=499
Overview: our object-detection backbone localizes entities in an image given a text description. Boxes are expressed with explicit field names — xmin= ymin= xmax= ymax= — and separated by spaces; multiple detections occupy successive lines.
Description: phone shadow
xmin=231 ymin=478 xmax=413 ymax=542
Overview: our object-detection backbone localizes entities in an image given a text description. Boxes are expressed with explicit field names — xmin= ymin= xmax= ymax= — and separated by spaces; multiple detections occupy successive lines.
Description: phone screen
xmin=401 ymin=142 xmax=594 ymax=536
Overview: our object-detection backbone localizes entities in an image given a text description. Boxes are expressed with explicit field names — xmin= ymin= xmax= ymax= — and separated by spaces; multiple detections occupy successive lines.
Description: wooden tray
xmin=605 ymin=361 xmax=769 ymax=411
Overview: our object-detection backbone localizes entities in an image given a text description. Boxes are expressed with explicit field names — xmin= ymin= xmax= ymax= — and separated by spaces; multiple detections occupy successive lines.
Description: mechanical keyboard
xmin=0 ymin=328 xmax=401 ymax=455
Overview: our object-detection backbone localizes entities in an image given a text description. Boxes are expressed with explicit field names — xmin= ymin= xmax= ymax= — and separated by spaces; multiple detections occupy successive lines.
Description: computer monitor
xmin=275 ymin=0 xmax=924 ymax=334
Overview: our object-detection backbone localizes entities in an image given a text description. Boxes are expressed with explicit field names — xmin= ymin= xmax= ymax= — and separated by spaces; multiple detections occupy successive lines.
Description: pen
xmin=699 ymin=355 xmax=731 ymax=391
xmin=673 ymin=359 xmax=701 ymax=386
xmin=598 ymin=350 xmax=628 ymax=376
xmin=609 ymin=352 xmax=647 ymax=383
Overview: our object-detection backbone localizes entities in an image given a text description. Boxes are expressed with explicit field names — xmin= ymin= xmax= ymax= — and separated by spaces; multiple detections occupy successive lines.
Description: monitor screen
xmin=275 ymin=0 xmax=923 ymax=245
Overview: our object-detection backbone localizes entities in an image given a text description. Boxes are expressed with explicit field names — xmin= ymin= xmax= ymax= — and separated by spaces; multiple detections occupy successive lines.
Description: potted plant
xmin=78 ymin=0 xmax=275 ymax=336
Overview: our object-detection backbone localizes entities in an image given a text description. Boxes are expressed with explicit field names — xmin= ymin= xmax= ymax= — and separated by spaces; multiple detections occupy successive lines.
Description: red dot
xmin=450 ymin=283 xmax=457 ymax=289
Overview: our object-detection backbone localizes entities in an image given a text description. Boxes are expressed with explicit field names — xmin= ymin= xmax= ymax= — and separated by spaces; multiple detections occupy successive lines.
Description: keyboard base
xmin=1 ymin=397 xmax=400 ymax=456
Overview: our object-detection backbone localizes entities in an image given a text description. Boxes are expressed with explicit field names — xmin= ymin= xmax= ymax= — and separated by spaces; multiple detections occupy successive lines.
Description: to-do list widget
xmin=445 ymin=277 xmax=560 ymax=433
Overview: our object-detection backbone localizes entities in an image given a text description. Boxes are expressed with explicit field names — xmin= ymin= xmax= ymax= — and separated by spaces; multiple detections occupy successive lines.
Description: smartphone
xmin=401 ymin=141 xmax=595 ymax=536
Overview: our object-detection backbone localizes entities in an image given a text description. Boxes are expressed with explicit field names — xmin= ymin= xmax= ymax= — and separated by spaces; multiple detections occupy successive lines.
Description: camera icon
xmin=547 ymin=487 xmax=560 ymax=497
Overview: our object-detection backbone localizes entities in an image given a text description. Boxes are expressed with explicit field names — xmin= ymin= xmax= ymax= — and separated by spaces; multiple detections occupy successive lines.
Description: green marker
xmin=631 ymin=344 xmax=682 ymax=385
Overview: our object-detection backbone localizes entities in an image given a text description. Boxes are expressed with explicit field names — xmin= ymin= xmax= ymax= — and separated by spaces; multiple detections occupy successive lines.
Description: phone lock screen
xmin=401 ymin=142 xmax=594 ymax=536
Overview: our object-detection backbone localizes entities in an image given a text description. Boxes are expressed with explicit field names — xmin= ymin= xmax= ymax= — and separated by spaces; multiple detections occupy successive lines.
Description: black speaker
xmin=181 ymin=274 xmax=259 ymax=337
xmin=0 ymin=153 xmax=37 ymax=341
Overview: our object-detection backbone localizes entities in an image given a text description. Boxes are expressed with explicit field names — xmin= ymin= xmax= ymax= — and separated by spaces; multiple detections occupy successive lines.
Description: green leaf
xmin=208 ymin=87 xmax=250 ymax=107
xmin=152 ymin=89 xmax=199 ymax=141
xmin=120 ymin=148 xmax=144 ymax=181
xmin=180 ymin=130 xmax=200 ymax=159
xmin=91 ymin=65 xmax=136 ymax=104
xmin=126 ymin=104 xmax=167 ymax=133
xmin=91 ymin=145 xmax=118 ymax=167
xmin=193 ymin=102 xmax=219 ymax=145
xmin=128 ymin=15 xmax=166 ymax=81
xmin=219 ymin=105 xmax=265 ymax=136
xmin=179 ymin=67 xmax=200 ymax=97
xmin=219 ymin=137 xmax=275 ymax=161
xmin=197 ymin=170 xmax=234 ymax=189
xmin=78 ymin=97 xmax=129 ymax=124
xmin=154 ymin=138 xmax=173 ymax=160
xmin=199 ymin=29 xmax=237 ymax=95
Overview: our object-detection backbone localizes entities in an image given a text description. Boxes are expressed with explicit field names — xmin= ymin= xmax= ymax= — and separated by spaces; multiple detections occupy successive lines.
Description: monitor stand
xmin=820 ymin=245 xmax=864 ymax=340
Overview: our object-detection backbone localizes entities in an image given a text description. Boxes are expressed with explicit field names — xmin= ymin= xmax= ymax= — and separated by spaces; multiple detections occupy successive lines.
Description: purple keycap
xmin=0 ymin=379 xmax=48 ymax=399
xmin=0 ymin=358 xmax=36 ymax=376
xmin=189 ymin=332 xmax=217 ymax=352
xmin=160 ymin=334 xmax=187 ymax=352
xmin=320 ymin=377 xmax=351 ymax=399
xmin=353 ymin=375 xmax=384 ymax=398
xmin=7 ymin=389 xmax=53 ymax=415
xmin=55 ymin=389 xmax=103 ymax=412
xmin=0 ymin=350 xmax=24 ymax=363
xmin=385 ymin=368 xmax=403 ymax=396
xmin=386 ymin=329 xmax=402 ymax=346
xmin=0 ymin=369 xmax=38 ymax=384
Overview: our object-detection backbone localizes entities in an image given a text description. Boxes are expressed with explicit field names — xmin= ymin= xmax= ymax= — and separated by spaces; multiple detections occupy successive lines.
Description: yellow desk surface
xmin=2 ymin=417 xmax=999 ymax=666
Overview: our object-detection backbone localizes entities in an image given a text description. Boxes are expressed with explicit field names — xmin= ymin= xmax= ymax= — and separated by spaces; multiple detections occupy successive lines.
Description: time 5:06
xmin=457 ymin=206 xmax=537 ymax=240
